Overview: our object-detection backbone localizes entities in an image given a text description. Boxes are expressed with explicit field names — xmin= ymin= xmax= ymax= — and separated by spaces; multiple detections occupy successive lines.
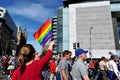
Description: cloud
xmin=7 ymin=2 xmax=55 ymax=22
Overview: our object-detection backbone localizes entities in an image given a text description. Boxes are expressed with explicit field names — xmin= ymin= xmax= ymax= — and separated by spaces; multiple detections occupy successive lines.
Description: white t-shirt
xmin=108 ymin=60 xmax=120 ymax=76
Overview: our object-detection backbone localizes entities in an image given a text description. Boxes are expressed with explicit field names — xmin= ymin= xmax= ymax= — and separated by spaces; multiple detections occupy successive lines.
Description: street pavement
xmin=0 ymin=74 xmax=8 ymax=80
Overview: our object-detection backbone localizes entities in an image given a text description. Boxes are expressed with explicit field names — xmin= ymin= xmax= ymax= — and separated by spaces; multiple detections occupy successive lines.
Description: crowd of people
xmin=1 ymin=40 xmax=120 ymax=80
xmin=49 ymin=50 xmax=120 ymax=80
xmin=0 ymin=55 xmax=18 ymax=79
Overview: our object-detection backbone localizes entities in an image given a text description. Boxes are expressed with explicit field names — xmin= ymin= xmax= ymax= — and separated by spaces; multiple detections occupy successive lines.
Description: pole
xmin=90 ymin=27 xmax=93 ymax=60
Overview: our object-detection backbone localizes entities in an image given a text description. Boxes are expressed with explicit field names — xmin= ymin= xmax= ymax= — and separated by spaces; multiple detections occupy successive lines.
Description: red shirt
xmin=12 ymin=50 xmax=52 ymax=80
xmin=49 ymin=60 xmax=56 ymax=73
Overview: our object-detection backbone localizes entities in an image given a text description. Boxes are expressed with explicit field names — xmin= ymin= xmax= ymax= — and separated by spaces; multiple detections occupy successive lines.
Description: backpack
xmin=117 ymin=62 xmax=120 ymax=71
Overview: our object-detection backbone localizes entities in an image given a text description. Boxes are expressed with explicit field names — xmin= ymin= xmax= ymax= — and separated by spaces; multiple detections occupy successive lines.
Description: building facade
xmin=0 ymin=7 xmax=17 ymax=55
xmin=69 ymin=1 xmax=120 ymax=58
xmin=62 ymin=0 xmax=120 ymax=7
xmin=52 ymin=16 xmax=58 ymax=54
xmin=57 ymin=8 xmax=69 ymax=53
xmin=16 ymin=26 xmax=27 ymax=56
xmin=56 ymin=1 xmax=120 ymax=58
xmin=57 ymin=8 xmax=63 ymax=53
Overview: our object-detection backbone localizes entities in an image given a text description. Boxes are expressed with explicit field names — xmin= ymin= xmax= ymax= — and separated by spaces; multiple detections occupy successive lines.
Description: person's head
xmin=51 ymin=57 xmax=56 ymax=62
xmin=18 ymin=44 xmax=35 ymax=74
xmin=59 ymin=53 xmax=63 ymax=58
xmin=110 ymin=55 xmax=114 ymax=60
xmin=75 ymin=48 xmax=88 ymax=61
xmin=101 ymin=56 xmax=106 ymax=61
xmin=63 ymin=50 xmax=72 ymax=60
xmin=111 ymin=55 xmax=119 ymax=63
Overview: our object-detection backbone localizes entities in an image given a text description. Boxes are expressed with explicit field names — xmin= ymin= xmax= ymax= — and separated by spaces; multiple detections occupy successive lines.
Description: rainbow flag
xmin=33 ymin=18 xmax=52 ymax=47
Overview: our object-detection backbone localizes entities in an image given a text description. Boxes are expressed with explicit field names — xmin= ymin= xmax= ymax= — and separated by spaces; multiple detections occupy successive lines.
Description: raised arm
xmin=48 ymin=40 xmax=55 ymax=51
xmin=37 ymin=40 xmax=55 ymax=68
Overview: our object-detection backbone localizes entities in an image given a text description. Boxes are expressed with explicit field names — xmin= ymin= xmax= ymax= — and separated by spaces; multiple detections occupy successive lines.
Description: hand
xmin=48 ymin=40 xmax=55 ymax=50
xmin=50 ymin=40 xmax=55 ymax=46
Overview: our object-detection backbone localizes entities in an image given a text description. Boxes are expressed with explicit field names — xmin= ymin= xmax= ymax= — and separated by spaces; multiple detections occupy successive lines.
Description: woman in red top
xmin=49 ymin=57 xmax=56 ymax=80
xmin=12 ymin=40 xmax=55 ymax=80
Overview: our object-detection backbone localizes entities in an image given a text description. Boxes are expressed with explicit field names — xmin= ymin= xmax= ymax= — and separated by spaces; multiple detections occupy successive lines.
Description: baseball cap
xmin=75 ymin=48 xmax=88 ymax=57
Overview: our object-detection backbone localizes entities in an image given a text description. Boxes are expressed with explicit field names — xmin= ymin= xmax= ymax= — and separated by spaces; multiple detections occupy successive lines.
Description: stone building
xmin=0 ymin=7 xmax=17 ymax=55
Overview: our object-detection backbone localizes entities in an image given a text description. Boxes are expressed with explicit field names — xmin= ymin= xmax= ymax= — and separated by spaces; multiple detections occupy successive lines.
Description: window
xmin=0 ymin=9 xmax=3 ymax=12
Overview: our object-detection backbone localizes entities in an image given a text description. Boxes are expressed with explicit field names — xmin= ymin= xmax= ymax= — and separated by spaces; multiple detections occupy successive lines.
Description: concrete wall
xmin=63 ymin=8 xmax=69 ymax=51
xmin=69 ymin=1 xmax=118 ymax=58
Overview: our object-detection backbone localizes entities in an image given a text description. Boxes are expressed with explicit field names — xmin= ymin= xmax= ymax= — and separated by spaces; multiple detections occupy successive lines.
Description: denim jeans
xmin=56 ymin=72 xmax=61 ymax=80
xmin=108 ymin=71 xmax=118 ymax=80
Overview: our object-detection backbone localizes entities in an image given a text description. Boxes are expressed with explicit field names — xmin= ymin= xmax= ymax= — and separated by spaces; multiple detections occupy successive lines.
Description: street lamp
xmin=89 ymin=27 xmax=93 ymax=60
xmin=5 ymin=39 xmax=16 ymax=55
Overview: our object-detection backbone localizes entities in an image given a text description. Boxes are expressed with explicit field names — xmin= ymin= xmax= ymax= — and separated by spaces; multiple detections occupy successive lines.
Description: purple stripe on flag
xmin=40 ymin=30 xmax=52 ymax=47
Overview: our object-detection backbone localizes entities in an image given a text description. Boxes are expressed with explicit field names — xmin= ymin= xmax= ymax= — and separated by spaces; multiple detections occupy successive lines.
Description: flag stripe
xmin=40 ymin=30 xmax=52 ymax=46
xmin=33 ymin=18 xmax=52 ymax=47
xmin=36 ymin=24 xmax=51 ymax=41
xmin=38 ymin=27 xmax=52 ymax=43
xmin=33 ymin=19 xmax=51 ymax=39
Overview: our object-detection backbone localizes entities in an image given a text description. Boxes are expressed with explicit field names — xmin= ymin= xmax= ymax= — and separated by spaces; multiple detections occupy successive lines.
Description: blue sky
xmin=0 ymin=0 xmax=63 ymax=53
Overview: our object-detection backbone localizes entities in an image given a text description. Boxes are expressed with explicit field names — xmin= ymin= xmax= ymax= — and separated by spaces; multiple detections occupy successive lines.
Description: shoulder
xmin=76 ymin=59 xmax=83 ymax=64
xmin=15 ymin=66 xmax=20 ymax=71
xmin=59 ymin=59 xmax=65 ymax=63
xmin=12 ymin=67 xmax=20 ymax=79
xmin=47 ymin=49 xmax=52 ymax=53
xmin=73 ymin=60 xmax=82 ymax=67
xmin=13 ymin=67 xmax=20 ymax=74
xmin=109 ymin=60 xmax=114 ymax=64
xmin=58 ymin=59 xmax=66 ymax=67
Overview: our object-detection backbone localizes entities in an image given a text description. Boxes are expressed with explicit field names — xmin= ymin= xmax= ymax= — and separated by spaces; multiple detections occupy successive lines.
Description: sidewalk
xmin=0 ymin=74 xmax=8 ymax=80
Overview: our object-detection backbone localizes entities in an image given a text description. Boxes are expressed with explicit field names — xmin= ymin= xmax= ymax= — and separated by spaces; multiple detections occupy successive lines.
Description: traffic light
xmin=73 ymin=43 xmax=76 ymax=50
xmin=77 ymin=42 xmax=80 ymax=48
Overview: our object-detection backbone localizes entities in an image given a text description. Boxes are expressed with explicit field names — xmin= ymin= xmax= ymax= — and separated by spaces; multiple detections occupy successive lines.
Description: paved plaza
xmin=0 ymin=74 xmax=8 ymax=80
